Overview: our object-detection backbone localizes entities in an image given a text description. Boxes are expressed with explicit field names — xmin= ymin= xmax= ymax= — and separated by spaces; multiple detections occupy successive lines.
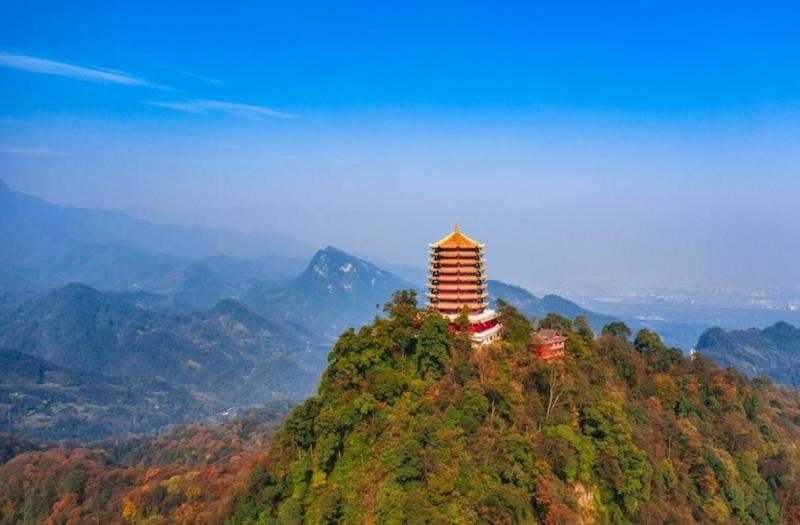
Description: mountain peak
xmin=304 ymin=246 xmax=386 ymax=283
xmin=321 ymin=245 xmax=348 ymax=256
xmin=246 ymin=246 xmax=415 ymax=338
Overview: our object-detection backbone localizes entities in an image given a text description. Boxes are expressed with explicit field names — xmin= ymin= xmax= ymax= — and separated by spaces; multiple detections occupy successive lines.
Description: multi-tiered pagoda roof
xmin=426 ymin=225 xmax=501 ymax=345
xmin=426 ymin=225 xmax=488 ymax=314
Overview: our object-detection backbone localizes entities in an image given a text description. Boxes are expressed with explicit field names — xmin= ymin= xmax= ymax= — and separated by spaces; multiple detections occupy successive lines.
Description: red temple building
xmin=529 ymin=329 xmax=566 ymax=360
xmin=426 ymin=225 xmax=501 ymax=345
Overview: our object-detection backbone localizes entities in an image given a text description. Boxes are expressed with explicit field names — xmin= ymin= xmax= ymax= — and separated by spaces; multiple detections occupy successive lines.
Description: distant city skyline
xmin=2 ymin=1 xmax=799 ymax=292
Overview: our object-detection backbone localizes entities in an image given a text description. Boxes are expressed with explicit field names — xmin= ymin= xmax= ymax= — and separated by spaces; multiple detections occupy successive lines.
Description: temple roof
xmin=530 ymin=329 xmax=567 ymax=346
xmin=430 ymin=224 xmax=484 ymax=249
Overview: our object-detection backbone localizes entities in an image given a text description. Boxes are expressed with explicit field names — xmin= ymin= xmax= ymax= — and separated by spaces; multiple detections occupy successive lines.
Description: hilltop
xmin=224 ymin=291 xmax=800 ymax=524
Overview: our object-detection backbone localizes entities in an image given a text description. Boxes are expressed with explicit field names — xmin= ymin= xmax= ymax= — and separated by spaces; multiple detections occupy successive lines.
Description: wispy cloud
xmin=0 ymin=51 xmax=158 ymax=87
xmin=147 ymin=99 xmax=297 ymax=119
xmin=170 ymin=68 xmax=227 ymax=85
xmin=0 ymin=146 xmax=68 ymax=156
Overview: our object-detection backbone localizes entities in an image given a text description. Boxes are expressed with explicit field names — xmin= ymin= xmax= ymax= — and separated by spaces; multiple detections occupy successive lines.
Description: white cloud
xmin=0 ymin=51 xmax=156 ymax=87
xmin=170 ymin=68 xmax=227 ymax=85
xmin=147 ymin=99 xmax=297 ymax=119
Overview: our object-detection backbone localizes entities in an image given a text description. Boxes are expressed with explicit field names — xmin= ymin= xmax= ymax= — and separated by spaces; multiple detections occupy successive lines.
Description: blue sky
xmin=1 ymin=1 xmax=799 ymax=292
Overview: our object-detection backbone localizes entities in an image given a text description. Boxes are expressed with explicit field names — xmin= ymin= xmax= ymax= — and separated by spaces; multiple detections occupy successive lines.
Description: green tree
xmin=633 ymin=329 xmax=666 ymax=354
xmin=368 ymin=367 xmax=408 ymax=402
xmin=497 ymin=299 xmax=533 ymax=345
xmin=318 ymin=489 xmax=342 ymax=524
xmin=383 ymin=441 xmax=423 ymax=484
xmin=538 ymin=313 xmax=572 ymax=334
xmin=602 ymin=321 xmax=632 ymax=340
xmin=417 ymin=313 xmax=452 ymax=379
xmin=284 ymin=398 xmax=321 ymax=449
xmin=634 ymin=329 xmax=682 ymax=373
xmin=383 ymin=289 xmax=419 ymax=353
xmin=454 ymin=305 xmax=471 ymax=332
xmin=573 ymin=316 xmax=594 ymax=346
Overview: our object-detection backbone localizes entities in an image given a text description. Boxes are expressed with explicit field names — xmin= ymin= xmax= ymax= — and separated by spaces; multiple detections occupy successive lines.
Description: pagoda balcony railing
xmin=431 ymin=282 xmax=482 ymax=287
xmin=428 ymin=290 xmax=487 ymax=296
xmin=428 ymin=288 xmax=485 ymax=294
xmin=429 ymin=257 xmax=486 ymax=264
xmin=428 ymin=267 xmax=485 ymax=274
xmin=430 ymin=261 xmax=486 ymax=268
xmin=428 ymin=272 xmax=486 ymax=279
xmin=428 ymin=274 xmax=487 ymax=280
xmin=427 ymin=295 xmax=488 ymax=303
xmin=427 ymin=287 xmax=486 ymax=293
xmin=429 ymin=265 xmax=486 ymax=271
xmin=429 ymin=276 xmax=486 ymax=282
xmin=425 ymin=292 xmax=489 ymax=302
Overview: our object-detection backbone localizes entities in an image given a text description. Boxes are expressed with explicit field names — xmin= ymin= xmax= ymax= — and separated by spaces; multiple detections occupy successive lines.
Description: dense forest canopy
xmin=226 ymin=290 xmax=800 ymax=524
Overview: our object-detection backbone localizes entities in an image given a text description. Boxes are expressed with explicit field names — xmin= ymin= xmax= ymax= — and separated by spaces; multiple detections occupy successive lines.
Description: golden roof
xmin=430 ymin=224 xmax=484 ymax=249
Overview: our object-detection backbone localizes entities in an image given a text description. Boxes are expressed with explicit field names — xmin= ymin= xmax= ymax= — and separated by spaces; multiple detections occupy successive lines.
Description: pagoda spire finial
xmin=454 ymin=220 xmax=460 ymax=232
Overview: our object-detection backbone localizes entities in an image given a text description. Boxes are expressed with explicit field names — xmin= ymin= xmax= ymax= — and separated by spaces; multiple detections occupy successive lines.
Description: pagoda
xmin=426 ymin=225 xmax=501 ymax=345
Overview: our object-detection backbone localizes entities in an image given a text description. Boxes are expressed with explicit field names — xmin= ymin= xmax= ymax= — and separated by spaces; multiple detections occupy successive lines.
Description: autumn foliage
xmin=225 ymin=292 xmax=800 ymax=524
xmin=0 ymin=407 xmax=287 ymax=524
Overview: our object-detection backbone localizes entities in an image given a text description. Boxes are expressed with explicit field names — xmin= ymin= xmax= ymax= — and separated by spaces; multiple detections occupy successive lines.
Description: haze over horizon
xmin=2 ymin=2 xmax=799 ymax=293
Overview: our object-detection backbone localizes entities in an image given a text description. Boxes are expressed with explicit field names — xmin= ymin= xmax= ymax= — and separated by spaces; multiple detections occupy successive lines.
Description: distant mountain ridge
xmin=697 ymin=322 xmax=800 ymax=387
xmin=0 ymin=348 xmax=214 ymax=441
xmin=488 ymin=279 xmax=617 ymax=333
xmin=0 ymin=181 xmax=310 ymax=295
xmin=0 ymin=283 xmax=321 ymax=409
xmin=0 ymin=180 xmax=313 ymax=260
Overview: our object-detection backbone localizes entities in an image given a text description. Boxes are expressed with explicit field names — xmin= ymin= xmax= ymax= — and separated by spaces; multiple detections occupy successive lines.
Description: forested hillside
xmin=226 ymin=292 xmax=800 ymax=524
xmin=0 ymin=284 xmax=322 ymax=440
xmin=697 ymin=322 xmax=800 ymax=387
xmin=0 ymin=348 xmax=214 ymax=440
xmin=0 ymin=403 xmax=292 ymax=525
